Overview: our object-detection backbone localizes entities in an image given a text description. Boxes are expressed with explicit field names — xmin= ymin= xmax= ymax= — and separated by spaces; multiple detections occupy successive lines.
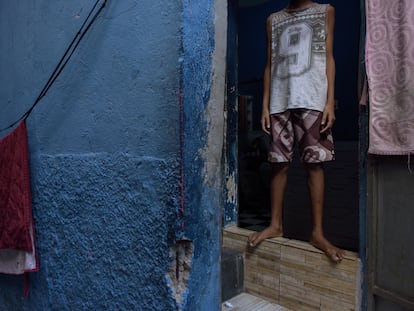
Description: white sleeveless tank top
xmin=269 ymin=3 xmax=329 ymax=114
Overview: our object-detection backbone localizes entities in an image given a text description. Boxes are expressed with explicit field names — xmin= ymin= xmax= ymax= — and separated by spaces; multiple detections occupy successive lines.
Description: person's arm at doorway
xmin=321 ymin=4 xmax=336 ymax=134
xmin=261 ymin=17 xmax=272 ymax=135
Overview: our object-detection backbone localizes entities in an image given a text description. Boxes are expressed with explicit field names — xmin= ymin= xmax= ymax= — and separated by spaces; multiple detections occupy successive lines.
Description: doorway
xmin=227 ymin=0 xmax=361 ymax=252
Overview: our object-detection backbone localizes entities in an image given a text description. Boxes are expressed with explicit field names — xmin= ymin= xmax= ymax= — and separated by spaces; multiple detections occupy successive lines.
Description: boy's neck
xmin=287 ymin=0 xmax=314 ymax=10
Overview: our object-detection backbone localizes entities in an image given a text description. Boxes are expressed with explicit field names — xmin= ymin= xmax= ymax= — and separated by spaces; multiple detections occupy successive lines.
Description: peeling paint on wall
xmin=166 ymin=239 xmax=194 ymax=310
xmin=226 ymin=172 xmax=237 ymax=205
xmin=180 ymin=0 xmax=227 ymax=309
xmin=225 ymin=171 xmax=238 ymax=224
xmin=202 ymin=0 xmax=227 ymax=189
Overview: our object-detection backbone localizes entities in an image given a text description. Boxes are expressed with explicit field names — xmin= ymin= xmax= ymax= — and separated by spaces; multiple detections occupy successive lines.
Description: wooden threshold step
xmin=222 ymin=293 xmax=292 ymax=311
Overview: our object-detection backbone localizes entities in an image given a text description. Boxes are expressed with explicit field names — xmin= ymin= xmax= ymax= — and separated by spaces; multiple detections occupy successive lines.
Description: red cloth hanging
xmin=0 ymin=121 xmax=37 ymax=275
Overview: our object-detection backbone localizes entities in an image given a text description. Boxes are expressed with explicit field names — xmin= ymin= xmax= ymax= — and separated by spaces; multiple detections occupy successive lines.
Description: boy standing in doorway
xmin=248 ymin=0 xmax=345 ymax=262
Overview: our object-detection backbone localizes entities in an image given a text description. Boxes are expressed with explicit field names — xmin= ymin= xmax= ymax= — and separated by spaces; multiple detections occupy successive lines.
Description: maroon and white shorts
xmin=268 ymin=109 xmax=335 ymax=163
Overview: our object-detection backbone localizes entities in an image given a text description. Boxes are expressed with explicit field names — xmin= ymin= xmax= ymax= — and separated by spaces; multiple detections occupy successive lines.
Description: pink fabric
xmin=0 ymin=121 xmax=38 ymax=274
xmin=365 ymin=0 xmax=414 ymax=154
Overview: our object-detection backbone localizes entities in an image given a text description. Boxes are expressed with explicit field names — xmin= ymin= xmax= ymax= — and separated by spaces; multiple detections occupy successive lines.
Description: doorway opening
xmin=227 ymin=0 xmax=361 ymax=252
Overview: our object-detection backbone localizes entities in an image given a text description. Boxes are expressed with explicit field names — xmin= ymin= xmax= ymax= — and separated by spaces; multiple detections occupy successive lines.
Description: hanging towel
xmin=365 ymin=0 xmax=414 ymax=154
xmin=0 ymin=121 xmax=38 ymax=274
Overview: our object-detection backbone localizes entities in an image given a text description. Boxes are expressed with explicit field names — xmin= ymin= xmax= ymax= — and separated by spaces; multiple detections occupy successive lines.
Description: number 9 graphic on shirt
xmin=276 ymin=23 xmax=313 ymax=78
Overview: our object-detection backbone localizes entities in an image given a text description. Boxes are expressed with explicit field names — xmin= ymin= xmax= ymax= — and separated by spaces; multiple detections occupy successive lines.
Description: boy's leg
xmin=304 ymin=163 xmax=345 ymax=262
xmin=248 ymin=111 xmax=293 ymax=247
xmin=294 ymin=109 xmax=345 ymax=262
xmin=248 ymin=162 xmax=288 ymax=247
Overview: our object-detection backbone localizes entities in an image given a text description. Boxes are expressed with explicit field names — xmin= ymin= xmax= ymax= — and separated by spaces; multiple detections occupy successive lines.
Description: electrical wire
xmin=0 ymin=0 xmax=107 ymax=133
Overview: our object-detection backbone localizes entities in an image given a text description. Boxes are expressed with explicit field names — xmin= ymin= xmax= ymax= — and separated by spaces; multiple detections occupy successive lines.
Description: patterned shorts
xmin=268 ymin=109 xmax=335 ymax=163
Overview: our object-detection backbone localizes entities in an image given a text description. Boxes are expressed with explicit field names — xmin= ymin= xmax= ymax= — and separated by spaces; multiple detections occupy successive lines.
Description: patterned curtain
xmin=365 ymin=0 xmax=414 ymax=154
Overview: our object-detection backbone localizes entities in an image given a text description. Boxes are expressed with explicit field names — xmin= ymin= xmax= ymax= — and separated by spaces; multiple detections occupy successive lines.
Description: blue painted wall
xmin=180 ymin=1 xmax=223 ymax=309
xmin=0 ymin=0 xmax=221 ymax=310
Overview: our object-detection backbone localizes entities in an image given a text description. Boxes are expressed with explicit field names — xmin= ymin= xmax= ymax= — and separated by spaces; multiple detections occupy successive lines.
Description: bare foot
xmin=248 ymin=226 xmax=283 ymax=247
xmin=310 ymin=232 xmax=346 ymax=263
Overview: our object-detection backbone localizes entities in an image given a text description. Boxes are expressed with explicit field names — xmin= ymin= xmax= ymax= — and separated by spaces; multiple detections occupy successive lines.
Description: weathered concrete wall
xmin=0 ymin=0 xmax=225 ymax=309
xmin=179 ymin=0 xmax=227 ymax=310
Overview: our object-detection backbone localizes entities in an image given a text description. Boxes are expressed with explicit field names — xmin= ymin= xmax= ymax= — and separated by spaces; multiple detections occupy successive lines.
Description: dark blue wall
xmin=238 ymin=0 xmax=361 ymax=140
xmin=0 ymin=0 xmax=222 ymax=310
xmin=181 ymin=1 xmax=223 ymax=310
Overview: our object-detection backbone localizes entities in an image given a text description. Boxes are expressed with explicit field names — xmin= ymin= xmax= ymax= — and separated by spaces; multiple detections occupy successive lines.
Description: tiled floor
xmin=238 ymin=141 xmax=359 ymax=252
xmin=222 ymin=293 xmax=291 ymax=311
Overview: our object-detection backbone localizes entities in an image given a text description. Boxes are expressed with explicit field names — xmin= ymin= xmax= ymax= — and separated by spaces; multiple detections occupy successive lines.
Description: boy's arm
xmin=261 ymin=17 xmax=272 ymax=135
xmin=321 ymin=4 xmax=336 ymax=134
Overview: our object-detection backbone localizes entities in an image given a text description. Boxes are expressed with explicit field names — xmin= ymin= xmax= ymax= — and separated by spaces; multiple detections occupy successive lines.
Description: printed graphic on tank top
xmin=269 ymin=3 xmax=328 ymax=114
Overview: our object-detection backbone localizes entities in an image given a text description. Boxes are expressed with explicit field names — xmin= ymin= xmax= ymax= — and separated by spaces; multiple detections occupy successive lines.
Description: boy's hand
xmin=320 ymin=104 xmax=335 ymax=134
xmin=261 ymin=111 xmax=271 ymax=135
